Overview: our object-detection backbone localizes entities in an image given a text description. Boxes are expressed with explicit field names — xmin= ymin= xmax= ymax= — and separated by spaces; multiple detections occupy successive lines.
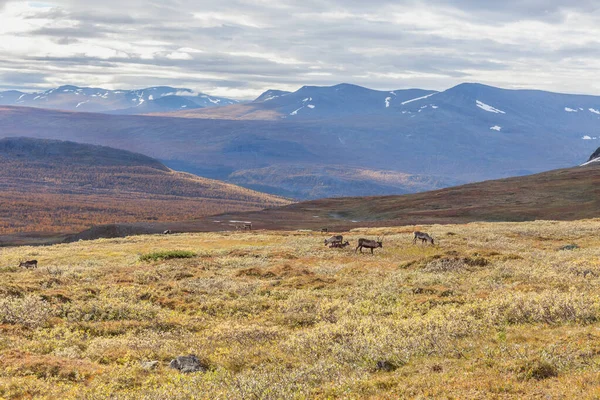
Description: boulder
xmin=169 ymin=355 xmax=208 ymax=373
xmin=141 ymin=360 xmax=159 ymax=370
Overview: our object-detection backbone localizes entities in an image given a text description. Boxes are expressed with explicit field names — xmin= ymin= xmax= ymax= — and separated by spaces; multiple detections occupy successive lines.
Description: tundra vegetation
xmin=1 ymin=220 xmax=600 ymax=399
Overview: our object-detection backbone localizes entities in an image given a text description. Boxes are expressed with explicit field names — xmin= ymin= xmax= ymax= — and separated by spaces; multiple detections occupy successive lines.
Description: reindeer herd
xmin=14 ymin=230 xmax=434 ymax=269
xmin=324 ymin=231 xmax=435 ymax=254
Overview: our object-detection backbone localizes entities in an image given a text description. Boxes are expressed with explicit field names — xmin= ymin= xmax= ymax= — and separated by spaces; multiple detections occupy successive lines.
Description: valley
xmin=2 ymin=82 xmax=599 ymax=199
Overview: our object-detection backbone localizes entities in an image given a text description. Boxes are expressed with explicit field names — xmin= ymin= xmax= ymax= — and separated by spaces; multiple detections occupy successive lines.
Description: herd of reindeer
xmin=15 ymin=231 xmax=435 ymax=269
xmin=324 ymin=231 xmax=435 ymax=254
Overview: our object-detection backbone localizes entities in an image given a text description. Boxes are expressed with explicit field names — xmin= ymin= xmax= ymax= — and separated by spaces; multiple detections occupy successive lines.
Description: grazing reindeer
xmin=321 ymin=227 xmax=328 ymax=233
xmin=330 ymin=241 xmax=350 ymax=248
xmin=355 ymin=237 xmax=383 ymax=254
xmin=413 ymin=231 xmax=435 ymax=246
xmin=163 ymin=230 xmax=172 ymax=235
xmin=19 ymin=260 xmax=38 ymax=269
xmin=324 ymin=235 xmax=343 ymax=246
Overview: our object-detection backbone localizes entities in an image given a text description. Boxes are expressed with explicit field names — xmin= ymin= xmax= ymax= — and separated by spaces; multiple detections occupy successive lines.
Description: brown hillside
xmin=35 ymin=162 xmax=600 ymax=246
xmin=0 ymin=138 xmax=289 ymax=235
xmin=130 ymin=162 xmax=600 ymax=234
xmin=148 ymin=103 xmax=282 ymax=120
xmin=235 ymin=162 xmax=600 ymax=229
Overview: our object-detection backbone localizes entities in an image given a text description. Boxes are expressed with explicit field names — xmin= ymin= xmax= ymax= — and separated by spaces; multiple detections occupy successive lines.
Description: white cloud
xmin=166 ymin=52 xmax=192 ymax=60
xmin=1 ymin=1 xmax=600 ymax=98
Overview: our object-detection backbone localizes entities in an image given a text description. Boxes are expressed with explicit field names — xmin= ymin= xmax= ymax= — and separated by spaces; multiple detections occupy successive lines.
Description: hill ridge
xmin=0 ymin=137 xmax=289 ymax=239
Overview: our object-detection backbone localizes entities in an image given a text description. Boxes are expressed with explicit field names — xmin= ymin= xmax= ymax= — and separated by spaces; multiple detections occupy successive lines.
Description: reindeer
xmin=355 ymin=236 xmax=383 ymax=254
xmin=163 ymin=230 xmax=172 ymax=235
xmin=413 ymin=231 xmax=435 ymax=246
xmin=329 ymin=240 xmax=350 ymax=248
xmin=324 ymin=235 xmax=343 ymax=246
xmin=19 ymin=260 xmax=38 ymax=269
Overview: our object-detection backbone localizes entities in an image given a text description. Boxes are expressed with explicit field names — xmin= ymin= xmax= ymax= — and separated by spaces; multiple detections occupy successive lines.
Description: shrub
xmin=518 ymin=358 xmax=559 ymax=380
xmin=0 ymin=295 xmax=53 ymax=328
xmin=139 ymin=250 xmax=196 ymax=262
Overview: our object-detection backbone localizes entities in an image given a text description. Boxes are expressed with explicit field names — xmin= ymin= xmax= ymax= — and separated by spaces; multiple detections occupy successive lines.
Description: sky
xmin=1 ymin=0 xmax=600 ymax=99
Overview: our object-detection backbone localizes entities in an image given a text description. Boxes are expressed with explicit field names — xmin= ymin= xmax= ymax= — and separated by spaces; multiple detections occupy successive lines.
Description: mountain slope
xmin=168 ymin=162 xmax=600 ymax=232
xmin=583 ymin=146 xmax=600 ymax=166
xmin=0 ymin=85 xmax=238 ymax=114
xmin=0 ymin=137 xmax=289 ymax=235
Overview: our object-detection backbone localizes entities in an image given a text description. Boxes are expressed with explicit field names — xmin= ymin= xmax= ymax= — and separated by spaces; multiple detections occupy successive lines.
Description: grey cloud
xmin=1 ymin=0 xmax=600 ymax=97
xmin=0 ymin=71 xmax=50 ymax=90
xmin=29 ymin=25 xmax=112 ymax=39
xmin=54 ymin=36 xmax=80 ymax=45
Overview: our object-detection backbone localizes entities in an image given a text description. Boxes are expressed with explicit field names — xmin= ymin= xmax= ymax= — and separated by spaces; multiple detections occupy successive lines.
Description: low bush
xmin=0 ymin=296 xmax=53 ymax=328
xmin=139 ymin=250 xmax=196 ymax=262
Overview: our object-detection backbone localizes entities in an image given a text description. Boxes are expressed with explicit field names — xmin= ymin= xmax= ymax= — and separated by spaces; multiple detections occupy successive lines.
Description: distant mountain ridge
xmin=165 ymin=83 xmax=437 ymax=120
xmin=0 ymin=85 xmax=239 ymax=114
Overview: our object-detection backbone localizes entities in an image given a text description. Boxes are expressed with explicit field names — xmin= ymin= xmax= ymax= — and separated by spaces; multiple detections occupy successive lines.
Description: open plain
xmin=1 ymin=219 xmax=600 ymax=398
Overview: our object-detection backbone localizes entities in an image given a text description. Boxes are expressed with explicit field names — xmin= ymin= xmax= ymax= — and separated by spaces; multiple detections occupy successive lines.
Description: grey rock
xmin=141 ymin=360 xmax=159 ymax=370
xmin=169 ymin=355 xmax=208 ymax=373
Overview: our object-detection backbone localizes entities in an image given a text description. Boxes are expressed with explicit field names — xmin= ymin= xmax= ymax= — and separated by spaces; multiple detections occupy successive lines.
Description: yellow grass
xmin=1 ymin=219 xmax=600 ymax=398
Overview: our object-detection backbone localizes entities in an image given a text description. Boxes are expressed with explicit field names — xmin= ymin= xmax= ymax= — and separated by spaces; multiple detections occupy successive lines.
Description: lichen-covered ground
xmin=1 ymin=220 xmax=600 ymax=399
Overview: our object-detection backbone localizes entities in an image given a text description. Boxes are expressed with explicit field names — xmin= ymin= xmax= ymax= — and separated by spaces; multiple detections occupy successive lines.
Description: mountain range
xmin=0 ymin=82 xmax=599 ymax=199
xmin=162 ymin=83 xmax=436 ymax=120
xmin=0 ymin=85 xmax=238 ymax=114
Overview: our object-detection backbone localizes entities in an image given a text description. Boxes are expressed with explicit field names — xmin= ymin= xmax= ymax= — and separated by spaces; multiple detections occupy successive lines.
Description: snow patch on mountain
xmin=385 ymin=97 xmax=391 ymax=108
xmin=565 ymin=107 xmax=578 ymax=112
xmin=476 ymin=100 xmax=506 ymax=114
xmin=581 ymin=156 xmax=600 ymax=166
xmin=401 ymin=92 xmax=437 ymax=105
xmin=589 ymin=108 xmax=600 ymax=115
xmin=490 ymin=125 xmax=502 ymax=131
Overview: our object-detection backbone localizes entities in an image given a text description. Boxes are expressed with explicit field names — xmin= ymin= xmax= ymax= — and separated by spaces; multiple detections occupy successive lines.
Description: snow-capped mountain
xmin=0 ymin=85 xmax=239 ymax=114
xmin=253 ymin=83 xmax=437 ymax=118
xmin=254 ymin=89 xmax=292 ymax=103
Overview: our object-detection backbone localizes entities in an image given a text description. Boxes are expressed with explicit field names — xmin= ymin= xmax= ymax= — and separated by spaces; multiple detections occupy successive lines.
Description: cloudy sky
xmin=1 ymin=1 xmax=600 ymax=98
